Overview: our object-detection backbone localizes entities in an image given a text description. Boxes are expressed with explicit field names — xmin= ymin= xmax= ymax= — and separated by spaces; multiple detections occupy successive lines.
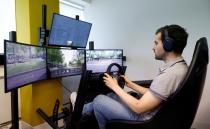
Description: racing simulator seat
xmin=106 ymin=37 xmax=209 ymax=129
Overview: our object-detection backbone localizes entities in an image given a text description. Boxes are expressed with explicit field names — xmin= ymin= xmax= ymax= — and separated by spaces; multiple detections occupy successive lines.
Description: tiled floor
xmin=0 ymin=121 xmax=54 ymax=129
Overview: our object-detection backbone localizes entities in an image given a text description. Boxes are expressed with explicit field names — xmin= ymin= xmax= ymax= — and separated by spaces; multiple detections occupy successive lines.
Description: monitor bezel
xmin=46 ymin=47 xmax=86 ymax=79
xmin=48 ymin=13 xmax=92 ymax=49
xmin=4 ymin=40 xmax=47 ymax=93
xmin=85 ymin=49 xmax=124 ymax=74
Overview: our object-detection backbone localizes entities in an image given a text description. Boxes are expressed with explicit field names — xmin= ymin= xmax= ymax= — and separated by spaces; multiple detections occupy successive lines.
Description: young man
xmin=82 ymin=24 xmax=188 ymax=129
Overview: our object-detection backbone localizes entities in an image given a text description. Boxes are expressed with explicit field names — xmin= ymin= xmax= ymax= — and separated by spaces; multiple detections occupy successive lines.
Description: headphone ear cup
xmin=163 ymin=37 xmax=174 ymax=52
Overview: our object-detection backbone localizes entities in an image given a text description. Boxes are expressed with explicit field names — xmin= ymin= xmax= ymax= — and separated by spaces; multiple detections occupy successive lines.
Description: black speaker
xmin=9 ymin=31 xmax=16 ymax=41
xmin=89 ymin=41 xmax=94 ymax=50
xmin=0 ymin=54 xmax=3 ymax=65
xmin=1 ymin=31 xmax=16 ymax=65
xmin=75 ymin=15 xmax=79 ymax=20
xmin=123 ymin=56 xmax=126 ymax=61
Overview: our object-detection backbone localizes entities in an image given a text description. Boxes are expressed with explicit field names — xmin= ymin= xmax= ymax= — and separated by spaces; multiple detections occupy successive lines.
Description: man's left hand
xmin=103 ymin=73 xmax=119 ymax=90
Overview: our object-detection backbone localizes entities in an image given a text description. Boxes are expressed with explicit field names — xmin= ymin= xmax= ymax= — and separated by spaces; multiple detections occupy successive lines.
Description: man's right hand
xmin=121 ymin=75 xmax=132 ymax=87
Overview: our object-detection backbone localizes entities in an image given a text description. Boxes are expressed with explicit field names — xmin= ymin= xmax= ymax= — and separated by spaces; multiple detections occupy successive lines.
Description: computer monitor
xmin=86 ymin=49 xmax=123 ymax=73
xmin=47 ymin=47 xmax=85 ymax=79
xmin=48 ymin=13 xmax=92 ymax=48
xmin=4 ymin=40 xmax=47 ymax=93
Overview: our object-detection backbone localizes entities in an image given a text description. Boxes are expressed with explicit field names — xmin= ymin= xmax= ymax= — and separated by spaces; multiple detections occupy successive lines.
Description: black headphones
xmin=163 ymin=29 xmax=175 ymax=52
xmin=105 ymin=63 xmax=125 ymax=88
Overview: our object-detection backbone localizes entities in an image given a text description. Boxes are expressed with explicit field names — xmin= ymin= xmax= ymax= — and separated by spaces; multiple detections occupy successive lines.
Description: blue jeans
xmin=82 ymin=93 xmax=144 ymax=129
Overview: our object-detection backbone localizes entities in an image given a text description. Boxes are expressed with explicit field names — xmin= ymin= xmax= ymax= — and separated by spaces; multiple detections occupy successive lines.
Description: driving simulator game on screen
xmin=4 ymin=40 xmax=47 ymax=92
xmin=47 ymin=48 xmax=85 ymax=78
xmin=86 ymin=49 xmax=123 ymax=73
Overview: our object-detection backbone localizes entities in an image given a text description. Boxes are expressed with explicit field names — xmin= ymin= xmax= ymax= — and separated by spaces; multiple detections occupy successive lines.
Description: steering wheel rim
xmin=105 ymin=63 xmax=125 ymax=88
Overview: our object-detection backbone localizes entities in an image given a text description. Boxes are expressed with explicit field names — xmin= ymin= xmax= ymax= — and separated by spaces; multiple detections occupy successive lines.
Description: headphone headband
xmin=164 ymin=29 xmax=169 ymax=38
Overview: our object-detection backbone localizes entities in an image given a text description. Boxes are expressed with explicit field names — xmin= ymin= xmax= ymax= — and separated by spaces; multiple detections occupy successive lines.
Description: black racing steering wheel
xmin=104 ymin=63 xmax=125 ymax=88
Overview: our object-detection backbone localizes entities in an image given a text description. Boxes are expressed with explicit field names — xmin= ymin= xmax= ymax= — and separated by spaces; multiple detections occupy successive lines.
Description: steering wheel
xmin=104 ymin=63 xmax=125 ymax=88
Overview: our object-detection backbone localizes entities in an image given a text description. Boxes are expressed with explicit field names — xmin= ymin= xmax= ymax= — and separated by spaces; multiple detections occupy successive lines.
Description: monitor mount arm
xmin=39 ymin=4 xmax=49 ymax=46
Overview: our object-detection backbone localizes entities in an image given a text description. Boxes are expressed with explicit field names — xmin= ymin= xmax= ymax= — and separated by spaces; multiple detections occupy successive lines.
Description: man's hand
xmin=121 ymin=75 xmax=132 ymax=86
xmin=103 ymin=73 xmax=119 ymax=90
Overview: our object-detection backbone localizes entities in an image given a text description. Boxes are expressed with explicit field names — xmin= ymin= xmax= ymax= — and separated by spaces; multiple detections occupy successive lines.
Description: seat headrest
xmin=191 ymin=37 xmax=209 ymax=65
xmin=167 ymin=37 xmax=208 ymax=101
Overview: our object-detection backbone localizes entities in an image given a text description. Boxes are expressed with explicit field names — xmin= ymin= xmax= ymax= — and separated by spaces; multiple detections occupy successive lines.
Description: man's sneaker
xmin=70 ymin=92 xmax=77 ymax=111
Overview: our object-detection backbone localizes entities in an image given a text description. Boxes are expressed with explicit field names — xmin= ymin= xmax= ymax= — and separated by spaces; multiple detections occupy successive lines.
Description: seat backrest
xmin=150 ymin=37 xmax=209 ymax=129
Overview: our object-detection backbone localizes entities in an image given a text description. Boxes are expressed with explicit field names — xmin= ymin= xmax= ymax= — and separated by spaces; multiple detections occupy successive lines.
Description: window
xmin=60 ymin=0 xmax=85 ymax=20
xmin=0 ymin=0 xmax=85 ymax=53
xmin=0 ymin=0 xmax=16 ymax=53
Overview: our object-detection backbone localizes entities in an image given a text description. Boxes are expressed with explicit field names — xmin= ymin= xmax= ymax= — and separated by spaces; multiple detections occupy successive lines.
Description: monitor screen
xmin=86 ymin=49 xmax=123 ymax=73
xmin=47 ymin=48 xmax=85 ymax=78
xmin=4 ymin=40 xmax=47 ymax=93
xmin=48 ymin=13 xmax=92 ymax=48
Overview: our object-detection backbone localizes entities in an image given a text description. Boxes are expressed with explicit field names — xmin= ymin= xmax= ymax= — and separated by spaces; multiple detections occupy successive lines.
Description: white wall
xmin=0 ymin=0 xmax=16 ymax=124
xmin=0 ymin=66 xmax=12 ymax=124
xmin=84 ymin=0 xmax=210 ymax=129
xmin=0 ymin=0 xmax=16 ymax=53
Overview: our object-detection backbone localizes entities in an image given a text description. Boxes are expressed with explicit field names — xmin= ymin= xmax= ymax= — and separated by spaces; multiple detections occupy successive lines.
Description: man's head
xmin=153 ymin=24 xmax=188 ymax=60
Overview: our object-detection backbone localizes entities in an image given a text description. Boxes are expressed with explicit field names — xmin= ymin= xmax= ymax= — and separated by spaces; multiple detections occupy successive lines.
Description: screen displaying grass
xmin=5 ymin=41 xmax=47 ymax=92
xmin=47 ymin=48 xmax=85 ymax=78
xmin=86 ymin=49 xmax=123 ymax=73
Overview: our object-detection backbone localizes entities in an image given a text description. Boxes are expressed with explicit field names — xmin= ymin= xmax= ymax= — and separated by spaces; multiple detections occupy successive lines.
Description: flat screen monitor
xmin=86 ymin=49 xmax=123 ymax=73
xmin=47 ymin=48 xmax=85 ymax=79
xmin=48 ymin=13 xmax=92 ymax=48
xmin=4 ymin=40 xmax=47 ymax=93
